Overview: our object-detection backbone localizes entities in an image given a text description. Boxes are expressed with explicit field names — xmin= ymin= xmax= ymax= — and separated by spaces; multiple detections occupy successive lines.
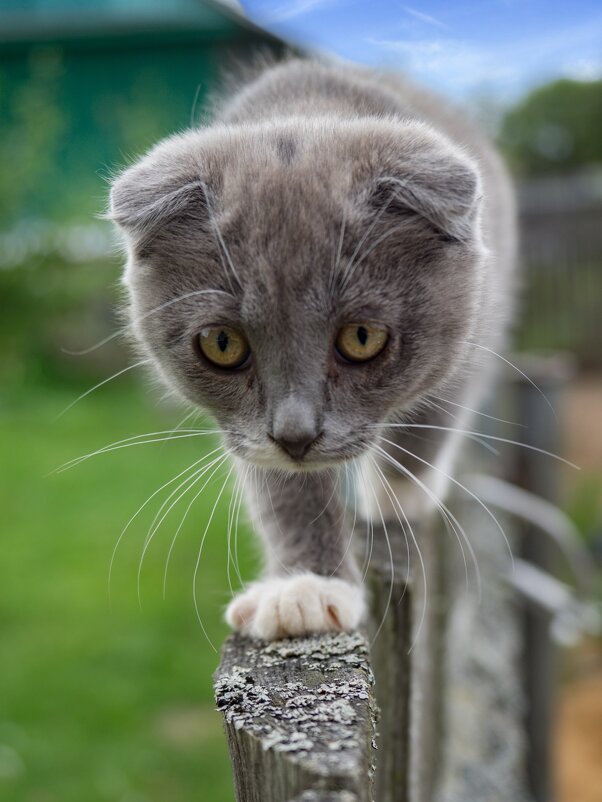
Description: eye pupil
xmin=217 ymin=330 xmax=229 ymax=352
xmin=196 ymin=325 xmax=250 ymax=369
xmin=335 ymin=323 xmax=388 ymax=363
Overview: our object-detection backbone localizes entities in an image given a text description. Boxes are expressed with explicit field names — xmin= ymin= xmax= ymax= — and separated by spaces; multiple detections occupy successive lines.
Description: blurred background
xmin=0 ymin=1 xmax=600 ymax=801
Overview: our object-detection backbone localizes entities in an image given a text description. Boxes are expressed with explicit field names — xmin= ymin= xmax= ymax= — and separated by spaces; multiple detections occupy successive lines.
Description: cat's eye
xmin=335 ymin=324 xmax=388 ymax=363
xmin=196 ymin=325 xmax=250 ymax=369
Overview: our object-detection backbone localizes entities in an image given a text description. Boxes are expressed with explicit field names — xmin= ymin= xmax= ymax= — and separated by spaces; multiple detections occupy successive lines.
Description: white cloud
xmin=368 ymin=17 xmax=602 ymax=96
xmin=368 ymin=37 xmax=517 ymax=89
xmin=267 ymin=0 xmax=336 ymax=22
xmin=402 ymin=6 xmax=448 ymax=30
xmin=561 ymin=58 xmax=602 ymax=81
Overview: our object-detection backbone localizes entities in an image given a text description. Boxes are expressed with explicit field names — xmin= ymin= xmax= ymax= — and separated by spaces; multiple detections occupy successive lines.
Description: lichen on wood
xmin=214 ymin=632 xmax=377 ymax=802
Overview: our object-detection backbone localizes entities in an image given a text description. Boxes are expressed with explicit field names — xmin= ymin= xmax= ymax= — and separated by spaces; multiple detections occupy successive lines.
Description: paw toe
xmin=226 ymin=573 xmax=364 ymax=640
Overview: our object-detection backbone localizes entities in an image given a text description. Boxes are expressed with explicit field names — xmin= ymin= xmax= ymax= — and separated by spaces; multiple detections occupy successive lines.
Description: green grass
xmin=0 ymin=381 xmax=258 ymax=802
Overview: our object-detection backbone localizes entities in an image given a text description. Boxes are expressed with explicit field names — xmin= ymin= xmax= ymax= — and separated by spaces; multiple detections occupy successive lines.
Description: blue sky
xmin=240 ymin=1 xmax=602 ymax=100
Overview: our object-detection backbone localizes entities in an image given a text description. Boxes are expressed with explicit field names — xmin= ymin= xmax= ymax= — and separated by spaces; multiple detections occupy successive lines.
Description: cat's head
xmin=110 ymin=117 xmax=485 ymax=470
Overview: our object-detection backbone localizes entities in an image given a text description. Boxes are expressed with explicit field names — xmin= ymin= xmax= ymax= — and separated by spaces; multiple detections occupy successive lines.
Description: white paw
xmin=225 ymin=573 xmax=365 ymax=640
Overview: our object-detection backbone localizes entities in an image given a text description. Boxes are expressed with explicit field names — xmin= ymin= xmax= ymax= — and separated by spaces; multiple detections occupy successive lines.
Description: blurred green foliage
xmin=0 ymin=44 xmax=198 ymax=225
xmin=567 ymin=475 xmax=602 ymax=549
xmin=498 ymin=78 xmax=602 ymax=176
xmin=0 ymin=255 xmax=123 ymax=392
xmin=514 ymin=259 xmax=602 ymax=358
xmin=0 ymin=49 xmax=65 ymax=222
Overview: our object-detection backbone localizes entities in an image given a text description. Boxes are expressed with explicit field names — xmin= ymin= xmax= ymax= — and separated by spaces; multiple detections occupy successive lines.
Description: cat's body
xmin=110 ymin=58 xmax=517 ymax=639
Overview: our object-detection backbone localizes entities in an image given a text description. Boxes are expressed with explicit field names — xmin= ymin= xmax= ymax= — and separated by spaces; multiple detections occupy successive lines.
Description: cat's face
xmin=111 ymin=119 xmax=485 ymax=471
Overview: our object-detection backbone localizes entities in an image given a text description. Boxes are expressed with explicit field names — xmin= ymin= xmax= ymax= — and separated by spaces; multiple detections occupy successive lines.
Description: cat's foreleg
xmin=225 ymin=469 xmax=365 ymax=639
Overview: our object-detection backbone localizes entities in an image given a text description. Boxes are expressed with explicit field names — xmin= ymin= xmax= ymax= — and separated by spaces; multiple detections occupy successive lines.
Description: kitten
xmin=109 ymin=57 xmax=516 ymax=640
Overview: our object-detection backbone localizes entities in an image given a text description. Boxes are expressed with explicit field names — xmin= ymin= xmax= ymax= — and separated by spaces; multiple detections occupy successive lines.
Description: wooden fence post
xmin=506 ymin=354 xmax=574 ymax=802
xmin=214 ymin=518 xmax=444 ymax=802
xmin=367 ymin=521 xmax=444 ymax=802
xmin=214 ymin=631 xmax=377 ymax=802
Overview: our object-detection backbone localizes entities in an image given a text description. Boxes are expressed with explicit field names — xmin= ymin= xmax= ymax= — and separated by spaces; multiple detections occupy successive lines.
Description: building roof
xmin=0 ymin=0 xmax=272 ymax=50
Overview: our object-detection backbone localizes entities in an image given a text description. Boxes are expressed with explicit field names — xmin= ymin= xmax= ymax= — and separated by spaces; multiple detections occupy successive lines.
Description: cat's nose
xmin=272 ymin=433 xmax=319 ymax=460
xmin=270 ymin=396 xmax=320 ymax=460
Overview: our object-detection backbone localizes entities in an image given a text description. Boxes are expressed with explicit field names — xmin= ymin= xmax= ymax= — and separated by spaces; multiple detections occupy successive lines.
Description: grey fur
xmin=110 ymin=57 xmax=516 ymax=620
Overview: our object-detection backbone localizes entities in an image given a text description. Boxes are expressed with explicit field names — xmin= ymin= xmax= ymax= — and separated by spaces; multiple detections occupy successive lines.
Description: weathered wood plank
xmin=367 ymin=520 xmax=444 ymax=802
xmin=214 ymin=632 xmax=377 ymax=802
xmin=507 ymin=356 xmax=573 ymax=802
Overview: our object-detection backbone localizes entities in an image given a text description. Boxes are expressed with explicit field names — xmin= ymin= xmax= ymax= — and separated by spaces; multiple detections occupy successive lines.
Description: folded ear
xmin=109 ymin=136 xmax=209 ymax=244
xmin=370 ymin=137 xmax=482 ymax=243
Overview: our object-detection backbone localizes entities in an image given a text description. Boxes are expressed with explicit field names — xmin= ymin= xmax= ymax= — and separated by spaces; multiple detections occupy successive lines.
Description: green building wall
xmin=0 ymin=1 xmax=284 ymax=226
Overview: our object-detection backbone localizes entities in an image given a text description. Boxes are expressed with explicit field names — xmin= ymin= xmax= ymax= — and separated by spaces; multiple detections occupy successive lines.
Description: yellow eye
xmin=335 ymin=324 xmax=388 ymax=363
xmin=197 ymin=326 xmax=250 ymax=369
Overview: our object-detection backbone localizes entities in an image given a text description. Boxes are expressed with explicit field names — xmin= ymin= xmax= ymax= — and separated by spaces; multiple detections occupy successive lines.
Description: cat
xmin=109 ymin=57 xmax=517 ymax=641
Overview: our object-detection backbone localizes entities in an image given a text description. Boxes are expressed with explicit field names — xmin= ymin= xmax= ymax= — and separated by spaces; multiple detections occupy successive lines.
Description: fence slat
xmin=367 ymin=520 xmax=444 ymax=802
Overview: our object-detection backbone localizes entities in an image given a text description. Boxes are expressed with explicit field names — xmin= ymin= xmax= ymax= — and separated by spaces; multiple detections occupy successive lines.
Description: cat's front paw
xmin=225 ymin=573 xmax=365 ymax=640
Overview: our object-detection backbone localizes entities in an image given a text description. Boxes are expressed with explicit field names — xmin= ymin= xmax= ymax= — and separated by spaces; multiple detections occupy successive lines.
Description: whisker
xmin=339 ymin=185 xmax=405 ymax=290
xmin=62 ymin=289 xmax=234 ymax=356
xmin=192 ymin=461 xmax=236 ymax=653
xmin=189 ymin=82 xmax=203 ymax=126
xmin=368 ymin=456 xmax=411 ymax=598
xmin=330 ymin=463 xmax=359 ymax=577
xmin=424 ymin=400 xmax=501 ymax=455
xmin=160 ymin=454 xmax=228 ymax=600
xmin=373 ymin=443 xmax=477 ymax=596
xmin=463 ymin=341 xmax=557 ymax=420
xmin=54 ymin=429 xmax=226 ymax=474
xmin=307 ymin=473 xmax=340 ymax=528
xmin=370 ymin=456 xmax=428 ymax=652
xmin=139 ymin=453 xmax=227 ymax=607
xmin=262 ymin=471 xmax=296 ymax=576
xmin=357 ymin=460 xmax=376 ymax=588
xmin=143 ymin=447 xmax=224 ymax=552
xmin=430 ymin=394 xmax=524 ymax=428
xmin=382 ymin=406 xmax=501 ymax=456
xmin=329 ymin=206 xmax=347 ymax=295
xmin=363 ymin=455 xmax=395 ymax=649
xmin=232 ymin=462 xmax=250 ymax=589
xmin=57 ymin=359 xmax=151 ymax=418
xmin=108 ymin=447 xmax=222 ymax=602
xmin=379 ymin=436 xmax=515 ymax=570
xmin=371 ymin=423 xmax=579 ymax=469
xmin=426 ymin=398 xmax=462 ymax=423
xmin=226 ymin=469 xmax=243 ymax=598
xmin=159 ymin=408 xmax=201 ymax=452
xmin=199 ymin=181 xmax=242 ymax=293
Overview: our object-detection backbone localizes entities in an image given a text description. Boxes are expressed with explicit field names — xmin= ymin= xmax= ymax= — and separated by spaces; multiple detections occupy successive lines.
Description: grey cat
xmin=109 ymin=57 xmax=516 ymax=640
